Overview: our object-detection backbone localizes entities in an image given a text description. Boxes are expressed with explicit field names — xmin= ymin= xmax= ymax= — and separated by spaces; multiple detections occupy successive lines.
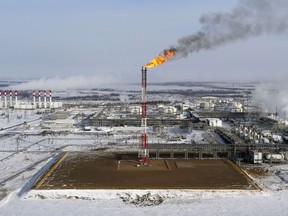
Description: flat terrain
xmin=36 ymin=152 xmax=256 ymax=190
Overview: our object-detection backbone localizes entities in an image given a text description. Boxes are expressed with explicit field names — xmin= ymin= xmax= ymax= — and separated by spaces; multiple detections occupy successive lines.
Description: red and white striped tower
xmin=14 ymin=90 xmax=18 ymax=105
xmin=9 ymin=90 xmax=12 ymax=107
xmin=44 ymin=90 xmax=47 ymax=109
xmin=49 ymin=90 xmax=52 ymax=108
xmin=33 ymin=90 xmax=36 ymax=109
xmin=4 ymin=90 xmax=7 ymax=108
xmin=0 ymin=90 xmax=2 ymax=108
xmin=138 ymin=67 xmax=149 ymax=165
xmin=38 ymin=90 xmax=42 ymax=108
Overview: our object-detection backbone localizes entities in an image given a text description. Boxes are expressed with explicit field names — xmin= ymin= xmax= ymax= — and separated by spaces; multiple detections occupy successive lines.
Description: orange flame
xmin=144 ymin=49 xmax=176 ymax=69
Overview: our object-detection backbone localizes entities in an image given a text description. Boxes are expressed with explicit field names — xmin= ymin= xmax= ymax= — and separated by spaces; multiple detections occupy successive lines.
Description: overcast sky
xmin=1 ymin=0 xmax=288 ymax=84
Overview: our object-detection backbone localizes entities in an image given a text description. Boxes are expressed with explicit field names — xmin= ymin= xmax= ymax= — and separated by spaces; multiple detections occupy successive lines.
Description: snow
xmin=1 ymin=91 xmax=288 ymax=215
xmin=1 ymin=134 xmax=288 ymax=216
xmin=186 ymin=131 xmax=206 ymax=143
xmin=0 ymin=110 xmax=40 ymax=130
xmin=0 ymin=188 xmax=288 ymax=216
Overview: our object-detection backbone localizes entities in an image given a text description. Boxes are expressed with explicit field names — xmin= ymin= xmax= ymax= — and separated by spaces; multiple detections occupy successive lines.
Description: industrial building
xmin=40 ymin=111 xmax=75 ymax=129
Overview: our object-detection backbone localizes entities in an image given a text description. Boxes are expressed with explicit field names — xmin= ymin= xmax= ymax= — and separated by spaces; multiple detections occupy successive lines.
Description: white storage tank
xmin=264 ymin=153 xmax=284 ymax=161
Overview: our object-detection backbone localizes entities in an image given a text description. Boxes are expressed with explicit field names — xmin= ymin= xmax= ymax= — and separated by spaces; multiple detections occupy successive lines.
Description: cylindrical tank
xmin=265 ymin=153 xmax=284 ymax=160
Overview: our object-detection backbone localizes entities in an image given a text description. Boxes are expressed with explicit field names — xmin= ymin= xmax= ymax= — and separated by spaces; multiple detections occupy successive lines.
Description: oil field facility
xmin=14 ymin=69 xmax=288 ymax=193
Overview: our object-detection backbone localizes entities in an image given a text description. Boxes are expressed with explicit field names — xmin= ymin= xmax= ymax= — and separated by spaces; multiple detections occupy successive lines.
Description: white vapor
xmin=253 ymin=80 xmax=288 ymax=116
xmin=10 ymin=75 xmax=118 ymax=91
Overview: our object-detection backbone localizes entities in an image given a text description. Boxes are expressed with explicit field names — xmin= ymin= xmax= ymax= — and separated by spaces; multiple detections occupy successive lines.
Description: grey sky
xmin=1 ymin=0 xmax=287 ymax=84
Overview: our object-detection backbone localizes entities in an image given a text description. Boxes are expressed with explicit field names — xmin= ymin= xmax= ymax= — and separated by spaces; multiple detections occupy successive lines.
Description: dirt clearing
xmin=35 ymin=152 xmax=257 ymax=190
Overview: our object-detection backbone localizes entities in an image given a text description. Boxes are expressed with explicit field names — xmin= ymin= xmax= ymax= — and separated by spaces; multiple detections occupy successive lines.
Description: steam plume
xmin=253 ymin=80 xmax=288 ymax=117
xmin=173 ymin=0 xmax=288 ymax=58
xmin=9 ymin=75 xmax=117 ymax=91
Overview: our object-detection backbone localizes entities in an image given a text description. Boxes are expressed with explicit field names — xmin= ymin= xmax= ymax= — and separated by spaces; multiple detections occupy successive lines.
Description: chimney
xmin=4 ymin=90 xmax=7 ymax=108
xmin=15 ymin=90 xmax=18 ymax=105
xmin=33 ymin=90 xmax=36 ymax=109
xmin=44 ymin=90 xmax=47 ymax=109
xmin=49 ymin=90 xmax=52 ymax=108
xmin=9 ymin=90 xmax=12 ymax=107
xmin=38 ymin=90 xmax=42 ymax=108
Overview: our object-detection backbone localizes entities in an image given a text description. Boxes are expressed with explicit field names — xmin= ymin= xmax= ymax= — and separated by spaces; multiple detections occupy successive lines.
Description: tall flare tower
xmin=138 ymin=67 xmax=149 ymax=165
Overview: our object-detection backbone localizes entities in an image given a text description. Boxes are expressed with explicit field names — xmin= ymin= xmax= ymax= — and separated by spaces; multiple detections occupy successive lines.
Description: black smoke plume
xmin=172 ymin=0 xmax=288 ymax=58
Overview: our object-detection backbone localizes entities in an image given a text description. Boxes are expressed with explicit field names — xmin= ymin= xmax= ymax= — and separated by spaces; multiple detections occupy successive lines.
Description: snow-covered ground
xmin=1 ymin=100 xmax=288 ymax=215
xmin=1 ymin=130 xmax=288 ymax=216
xmin=0 ymin=110 xmax=41 ymax=129
xmin=1 ymin=181 xmax=288 ymax=216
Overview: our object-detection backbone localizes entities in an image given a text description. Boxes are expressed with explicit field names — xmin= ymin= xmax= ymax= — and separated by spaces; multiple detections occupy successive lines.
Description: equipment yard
xmin=35 ymin=152 xmax=257 ymax=190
